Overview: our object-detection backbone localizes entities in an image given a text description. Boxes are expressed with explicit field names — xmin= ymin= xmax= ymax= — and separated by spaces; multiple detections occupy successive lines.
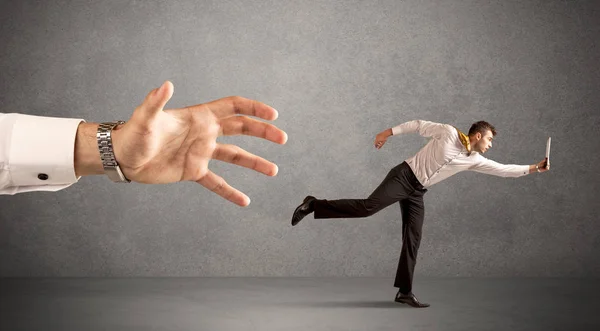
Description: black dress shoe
xmin=394 ymin=291 xmax=430 ymax=308
xmin=291 ymin=196 xmax=316 ymax=226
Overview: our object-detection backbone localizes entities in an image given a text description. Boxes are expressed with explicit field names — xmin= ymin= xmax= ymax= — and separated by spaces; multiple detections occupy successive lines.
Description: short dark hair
xmin=468 ymin=121 xmax=496 ymax=137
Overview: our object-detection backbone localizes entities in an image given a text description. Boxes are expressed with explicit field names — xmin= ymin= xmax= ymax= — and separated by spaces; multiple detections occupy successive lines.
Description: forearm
xmin=390 ymin=120 xmax=420 ymax=136
xmin=74 ymin=122 xmax=104 ymax=177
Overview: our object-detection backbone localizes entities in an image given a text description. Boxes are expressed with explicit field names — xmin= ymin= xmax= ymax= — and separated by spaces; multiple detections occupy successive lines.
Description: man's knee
xmin=362 ymin=200 xmax=383 ymax=217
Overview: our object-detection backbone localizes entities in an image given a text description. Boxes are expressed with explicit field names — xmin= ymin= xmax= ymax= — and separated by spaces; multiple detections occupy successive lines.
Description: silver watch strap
xmin=97 ymin=121 xmax=131 ymax=183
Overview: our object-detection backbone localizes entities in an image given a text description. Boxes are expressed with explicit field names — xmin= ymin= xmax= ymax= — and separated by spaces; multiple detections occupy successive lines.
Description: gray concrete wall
xmin=1 ymin=0 xmax=598 ymax=277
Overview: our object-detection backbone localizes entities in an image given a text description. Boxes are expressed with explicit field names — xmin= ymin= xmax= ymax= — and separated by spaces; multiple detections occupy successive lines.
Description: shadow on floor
xmin=277 ymin=300 xmax=413 ymax=309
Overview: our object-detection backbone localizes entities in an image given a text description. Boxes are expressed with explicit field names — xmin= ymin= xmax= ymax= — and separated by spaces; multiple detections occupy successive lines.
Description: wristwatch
xmin=97 ymin=121 xmax=131 ymax=183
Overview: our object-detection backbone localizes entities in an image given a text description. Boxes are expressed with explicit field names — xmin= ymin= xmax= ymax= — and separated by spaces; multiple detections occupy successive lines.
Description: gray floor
xmin=1 ymin=277 xmax=598 ymax=331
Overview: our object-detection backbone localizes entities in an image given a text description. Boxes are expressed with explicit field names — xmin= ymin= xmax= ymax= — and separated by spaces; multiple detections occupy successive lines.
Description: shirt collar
xmin=453 ymin=127 xmax=472 ymax=154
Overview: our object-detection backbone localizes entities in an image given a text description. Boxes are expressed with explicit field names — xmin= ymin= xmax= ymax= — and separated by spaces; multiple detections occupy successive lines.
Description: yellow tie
xmin=454 ymin=127 xmax=471 ymax=154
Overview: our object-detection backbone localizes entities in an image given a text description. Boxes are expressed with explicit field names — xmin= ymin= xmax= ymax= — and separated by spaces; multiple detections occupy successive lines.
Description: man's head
xmin=468 ymin=121 xmax=496 ymax=154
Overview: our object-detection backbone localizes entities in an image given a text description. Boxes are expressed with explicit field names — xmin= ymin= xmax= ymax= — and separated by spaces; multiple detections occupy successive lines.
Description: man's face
xmin=474 ymin=130 xmax=494 ymax=153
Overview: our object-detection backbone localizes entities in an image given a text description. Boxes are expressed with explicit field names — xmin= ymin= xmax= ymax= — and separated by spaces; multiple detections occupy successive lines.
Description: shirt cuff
xmin=519 ymin=165 xmax=530 ymax=176
xmin=6 ymin=113 xmax=84 ymax=187
xmin=391 ymin=123 xmax=409 ymax=136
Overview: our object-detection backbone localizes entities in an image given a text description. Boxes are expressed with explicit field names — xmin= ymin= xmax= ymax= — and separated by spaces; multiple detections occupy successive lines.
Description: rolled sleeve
xmin=0 ymin=113 xmax=84 ymax=194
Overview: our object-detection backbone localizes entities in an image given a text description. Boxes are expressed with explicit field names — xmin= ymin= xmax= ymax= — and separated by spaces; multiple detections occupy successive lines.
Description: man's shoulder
xmin=438 ymin=123 xmax=461 ymax=139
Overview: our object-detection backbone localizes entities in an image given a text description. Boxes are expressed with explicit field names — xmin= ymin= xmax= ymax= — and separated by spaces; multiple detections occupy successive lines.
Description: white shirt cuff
xmin=519 ymin=165 xmax=530 ymax=176
xmin=6 ymin=113 xmax=84 ymax=187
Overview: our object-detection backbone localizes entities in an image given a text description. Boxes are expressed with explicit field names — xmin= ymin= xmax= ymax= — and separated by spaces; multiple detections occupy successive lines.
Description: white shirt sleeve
xmin=470 ymin=155 xmax=530 ymax=178
xmin=0 ymin=113 xmax=84 ymax=195
xmin=391 ymin=120 xmax=453 ymax=139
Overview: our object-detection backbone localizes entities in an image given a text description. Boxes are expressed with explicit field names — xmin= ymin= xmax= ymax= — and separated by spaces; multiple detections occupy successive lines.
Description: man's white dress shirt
xmin=391 ymin=120 xmax=530 ymax=188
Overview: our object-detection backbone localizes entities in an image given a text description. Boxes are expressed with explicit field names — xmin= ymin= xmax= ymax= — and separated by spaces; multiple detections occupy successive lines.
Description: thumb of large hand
xmin=136 ymin=81 xmax=174 ymax=121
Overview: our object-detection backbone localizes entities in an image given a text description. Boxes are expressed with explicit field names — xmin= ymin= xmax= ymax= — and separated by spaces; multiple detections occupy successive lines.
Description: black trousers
xmin=313 ymin=161 xmax=427 ymax=294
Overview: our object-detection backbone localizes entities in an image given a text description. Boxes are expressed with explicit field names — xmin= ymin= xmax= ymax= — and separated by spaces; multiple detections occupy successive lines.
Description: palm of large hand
xmin=110 ymin=81 xmax=286 ymax=206
xmin=116 ymin=108 xmax=219 ymax=184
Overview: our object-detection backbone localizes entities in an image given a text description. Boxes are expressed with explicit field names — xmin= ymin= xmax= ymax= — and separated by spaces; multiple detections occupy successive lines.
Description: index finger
xmin=202 ymin=96 xmax=279 ymax=120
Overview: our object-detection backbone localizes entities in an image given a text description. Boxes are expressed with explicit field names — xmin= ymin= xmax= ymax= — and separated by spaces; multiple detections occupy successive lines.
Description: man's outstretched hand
xmin=374 ymin=129 xmax=392 ymax=149
xmin=77 ymin=81 xmax=287 ymax=207
xmin=537 ymin=159 xmax=550 ymax=172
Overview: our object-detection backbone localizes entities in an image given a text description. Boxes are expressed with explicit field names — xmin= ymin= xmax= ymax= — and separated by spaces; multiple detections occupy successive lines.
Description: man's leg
xmin=393 ymin=192 xmax=425 ymax=294
xmin=313 ymin=163 xmax=415 ymax=219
